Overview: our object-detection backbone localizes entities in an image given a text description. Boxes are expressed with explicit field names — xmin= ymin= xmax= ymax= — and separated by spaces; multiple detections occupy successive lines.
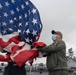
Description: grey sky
xmin=0 ymin=0 xmax=76 ymax=64
xmin=31 ymin=0 xmax=76 ymax=64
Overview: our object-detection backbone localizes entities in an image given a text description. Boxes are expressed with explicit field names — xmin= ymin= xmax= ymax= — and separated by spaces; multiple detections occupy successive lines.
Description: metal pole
xmin=30 ymin=66 xmax=32 ymax=75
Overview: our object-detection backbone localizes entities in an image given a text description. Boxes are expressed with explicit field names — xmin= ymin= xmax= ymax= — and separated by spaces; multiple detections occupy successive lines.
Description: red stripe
xmin=13 ymin=42 xmax=46 ymax=67
xmin=0 ymin=36 xmax=22 ymax=48
xmin=11 ymin=43 xmax=25 ymax=54
xmin=0 ymin=54 xmax=10 ymax=62
xmin=0 ymin=42 xmax=46 ymax=67
xmin=14 ymin=50 xmax=39 ymax=67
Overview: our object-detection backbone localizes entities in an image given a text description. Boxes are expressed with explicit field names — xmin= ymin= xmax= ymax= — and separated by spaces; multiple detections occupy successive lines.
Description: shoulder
xmin=55 ymin=40 xmax=66 ymax=47
xmin=58 ymin=40 xmax=66 ymax=47
xmin=58 ymin=40 xmax=65 ymax=44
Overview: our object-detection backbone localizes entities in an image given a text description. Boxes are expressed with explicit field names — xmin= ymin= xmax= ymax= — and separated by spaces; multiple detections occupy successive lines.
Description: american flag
xmin=0 ymin=0 xmax=43 ymax=67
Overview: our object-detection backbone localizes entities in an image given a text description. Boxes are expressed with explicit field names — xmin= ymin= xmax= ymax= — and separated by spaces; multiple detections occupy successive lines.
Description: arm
xmin=38 ymin=40 xmax=66 ymax=53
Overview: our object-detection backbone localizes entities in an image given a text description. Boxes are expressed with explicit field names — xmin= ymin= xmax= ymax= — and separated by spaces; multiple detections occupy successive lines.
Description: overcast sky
xmin=30 ymin=0 xmax=76 ymax=64
xmin=0 ymin=0 xmax=76 ymax=64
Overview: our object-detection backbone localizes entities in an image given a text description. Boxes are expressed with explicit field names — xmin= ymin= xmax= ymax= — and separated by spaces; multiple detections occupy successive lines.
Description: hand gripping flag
xmin=0 ymin=0 xmax=43 ymax=67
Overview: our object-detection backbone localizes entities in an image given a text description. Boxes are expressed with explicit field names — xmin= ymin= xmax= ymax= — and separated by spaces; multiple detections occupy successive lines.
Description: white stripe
xmin=3 ymin=41 xmax=28 ymax=52
xmin=0 ymin=34 xmax=2 ymax=38
xmin=0 ymin=32 xmax=19 ymax=42
xmin=0 ymin=53 xmax=7 ymax=59
xmin=38 ymin=52 xmax=43 ymax=58
xmin=10 ymin=43 xmax=31 ymax=61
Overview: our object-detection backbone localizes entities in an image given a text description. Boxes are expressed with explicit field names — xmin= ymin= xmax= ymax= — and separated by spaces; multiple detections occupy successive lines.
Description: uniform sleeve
xmin=38 ymin=40 xmax=66 ymax=53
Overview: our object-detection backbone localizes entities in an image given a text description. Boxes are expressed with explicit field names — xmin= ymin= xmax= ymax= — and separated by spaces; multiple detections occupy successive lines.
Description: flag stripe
xmin=0 ymin=0 xmax=43 ymax=66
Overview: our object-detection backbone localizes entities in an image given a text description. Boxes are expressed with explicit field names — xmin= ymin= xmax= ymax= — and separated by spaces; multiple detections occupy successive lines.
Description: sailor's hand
xmin=32 ymin=47 xmax=38 ymax=50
